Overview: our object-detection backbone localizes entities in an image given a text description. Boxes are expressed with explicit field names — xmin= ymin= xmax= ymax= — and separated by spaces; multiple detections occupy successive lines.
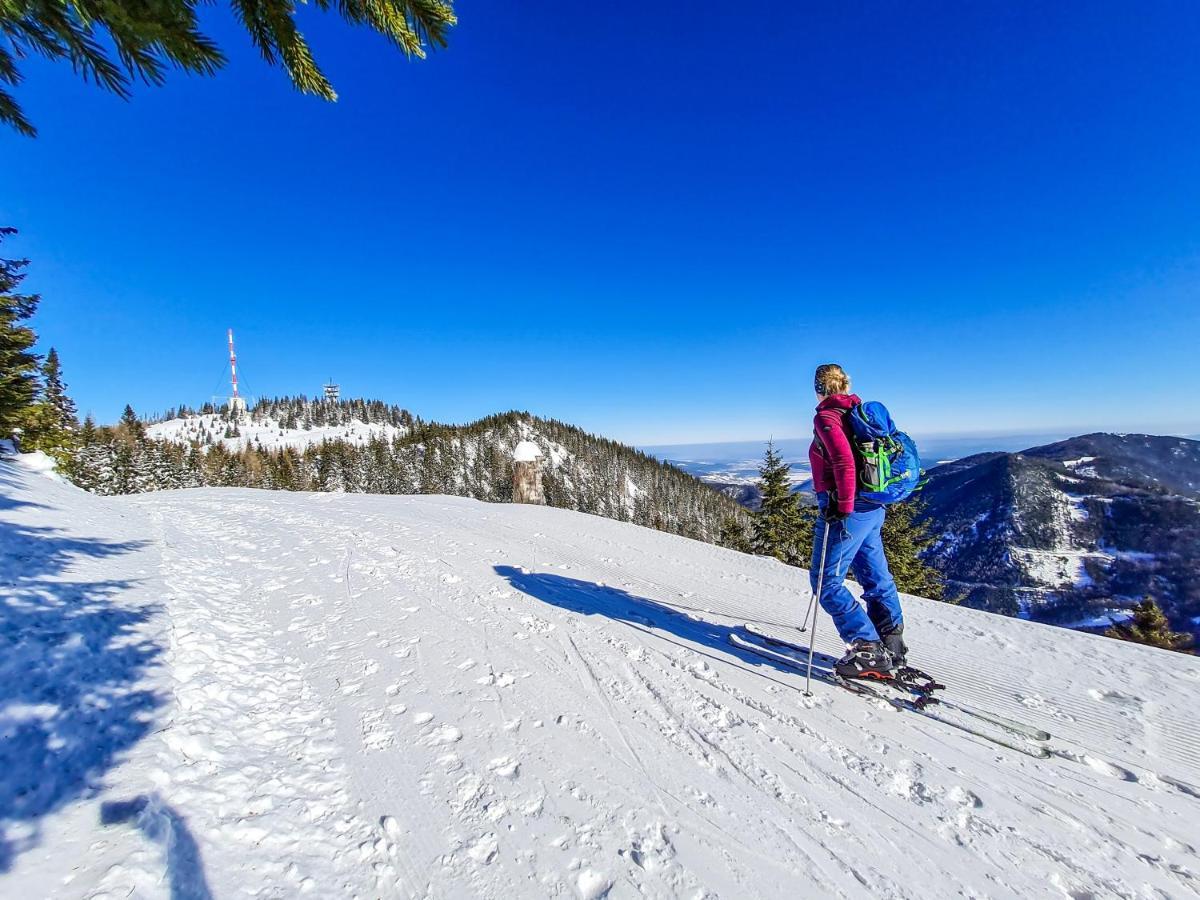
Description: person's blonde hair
xmin=814 ymin=363 xmax=851 ymax=397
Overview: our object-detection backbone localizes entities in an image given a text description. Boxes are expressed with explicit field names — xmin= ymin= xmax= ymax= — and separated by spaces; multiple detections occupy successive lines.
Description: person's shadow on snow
xmin=101 ymin=795 xmax=213 ymax=900
xmin=493 ymin=565 xmax=840 ymax=677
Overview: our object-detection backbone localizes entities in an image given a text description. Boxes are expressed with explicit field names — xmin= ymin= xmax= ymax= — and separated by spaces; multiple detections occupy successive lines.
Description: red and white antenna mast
xmin=227 ymin=328 xmax=247 ymax=414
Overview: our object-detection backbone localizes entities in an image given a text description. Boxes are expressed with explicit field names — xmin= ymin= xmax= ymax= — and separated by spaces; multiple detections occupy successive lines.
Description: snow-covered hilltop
xmin=145 ymin=396 xmax=416 ymax=452
xmin=4 ymin=451 xmax=1199 ymax=898
xmin=146 ymin=412 xmax=406 ymax=452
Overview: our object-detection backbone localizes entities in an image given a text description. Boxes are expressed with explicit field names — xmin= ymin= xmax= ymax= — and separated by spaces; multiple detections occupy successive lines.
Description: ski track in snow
xmin=3 ymin=457 xmax=1200 ymax=898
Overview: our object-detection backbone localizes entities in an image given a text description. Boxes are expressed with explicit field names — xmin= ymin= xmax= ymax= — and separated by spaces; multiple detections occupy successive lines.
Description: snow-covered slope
xmin=3 ymin=455 xmax=1200 ymax=898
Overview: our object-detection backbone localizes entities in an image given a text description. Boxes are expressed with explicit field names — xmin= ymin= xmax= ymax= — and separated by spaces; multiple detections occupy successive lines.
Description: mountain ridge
xmin=72 ymin=395 xmax=747 ymax=546
xmin=919 ymin=432 xmax=1200 ymax=634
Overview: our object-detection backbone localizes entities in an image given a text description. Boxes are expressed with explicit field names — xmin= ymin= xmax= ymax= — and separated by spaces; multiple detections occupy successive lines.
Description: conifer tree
xmin=42 ymin=348 xmax=76 ymax=426
xmin=0 ymin=228 xmax=41 ymax=442
xmin=751 ymin=442 xmax=808 ymax=565
xmin=23 ymin=347 xmax=80 ymax=457
xmin=881 ymin=498 xmax=946 ymax=600
xmin=78 ymin=414 xmax=98 ymax=446
xmin=719 ymin=516 xmax=752 ymax=553
xmin=1106 ymin=599 xmax=1193 ymax=653
xmin=119 ymin=404 xmax=145 ymax=443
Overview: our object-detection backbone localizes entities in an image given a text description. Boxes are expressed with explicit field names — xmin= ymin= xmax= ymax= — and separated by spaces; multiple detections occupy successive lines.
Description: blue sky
xmin=2 ymin=1 xmax=1199 ymax=444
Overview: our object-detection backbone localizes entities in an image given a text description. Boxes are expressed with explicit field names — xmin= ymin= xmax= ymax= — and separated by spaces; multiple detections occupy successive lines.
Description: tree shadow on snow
xmin=101 ymin=795 xmax=213 ymax=900
xmin=0 ymin=513 xmax=164 ymax=873
xmin=493 ymin=565 xmax=840 ymax=680
xmin=0 ymin=465 xmax=49 ymax=512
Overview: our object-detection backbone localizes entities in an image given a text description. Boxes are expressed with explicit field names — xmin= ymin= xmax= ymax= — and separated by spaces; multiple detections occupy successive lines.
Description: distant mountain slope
xmin=73 ymin=397 xmax=746 ymax=545
xmin=1021 ymin=432 xmax=1200 ymax=498
xmin=708 ymin=479 xmax=816 ymax=511
xmin=919 ymin=433 xmax=1200 ymax=633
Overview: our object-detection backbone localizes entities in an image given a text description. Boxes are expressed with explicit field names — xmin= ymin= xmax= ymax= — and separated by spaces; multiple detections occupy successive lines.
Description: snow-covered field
xmin=3 ymin=454 xmax=1200 ymax=899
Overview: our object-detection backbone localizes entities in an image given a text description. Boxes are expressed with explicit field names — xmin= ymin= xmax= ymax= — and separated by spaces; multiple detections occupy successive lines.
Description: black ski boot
xmin=834 ymin=640 xmax=895 ymax=680
xmin=879 ymin=625 xmax=908 ymax=669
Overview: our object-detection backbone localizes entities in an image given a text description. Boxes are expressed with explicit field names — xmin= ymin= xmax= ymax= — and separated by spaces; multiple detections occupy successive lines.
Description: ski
xmin=730 ymin=631 xmax=1052 ymax=759
xmin=742 ymin=622 xmax=1051 ymax=743
xmin=933 ymin=697 xmax=1051 ymax=743
xmin=839 ymin=675 xmax=1053 ymax=760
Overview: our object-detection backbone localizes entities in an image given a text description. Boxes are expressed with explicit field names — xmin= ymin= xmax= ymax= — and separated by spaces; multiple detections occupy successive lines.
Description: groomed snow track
xmin=3 ymin=457 xmax=1199 ymax=898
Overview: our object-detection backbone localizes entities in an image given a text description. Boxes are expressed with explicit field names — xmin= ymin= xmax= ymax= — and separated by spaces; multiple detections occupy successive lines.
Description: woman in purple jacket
xmin=809 ymin=363 xmax=906 ymax=679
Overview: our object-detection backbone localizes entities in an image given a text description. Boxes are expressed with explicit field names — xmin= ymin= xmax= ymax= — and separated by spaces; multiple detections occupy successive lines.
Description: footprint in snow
xmin=577 ymin=869 xmax=612 ymax=900
xmin=429 ymin=725 xmax=463 ymax=745
xmin=467 ymin=833 xmax=498 ymax=864
xmin=1052 ymin=747 xmax=1139 ymax=781
xmin=476 ymin=673 xmax=516 ymax=687
xmin=488 ymin=757 xmax=520 ymax=779
xmin=380 ymin=815 xmax=404 ymax=842
xmin=361 ymin=712 xmax=396 ymax=751
xmin=1088 ymin=688 xmax=1143 ymax=712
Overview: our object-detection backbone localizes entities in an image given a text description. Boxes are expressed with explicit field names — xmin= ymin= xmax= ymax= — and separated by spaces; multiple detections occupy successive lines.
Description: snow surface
xmin=513 ymin=441 xmax=542 ymax=462
xmin=147 ymin=413 xmax=407 ymax=452
xmin=10 ymin=449 xmax=65 ymax=482
xmin=1011 ymin=547 xmax=1099 ymax=590
xmin=1063 ymin=491 xmax=1090 ymax=522
xmin=1062 ymin=456 xmax=1100 ymax=478
xmin=3 ymin=456 xmax=1200 ymax=898
xmin=1061 ymin=610 xmax=1135 ymax=630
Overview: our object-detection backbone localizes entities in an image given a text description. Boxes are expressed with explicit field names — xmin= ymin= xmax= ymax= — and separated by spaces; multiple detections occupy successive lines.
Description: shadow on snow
xmin=0 ymin=465 xmax=49 ymax=513
xmin=493 ymin=565 xmax=839 ymax=678
xmin=0 ymin=471 xmax=202 ymax=887
xmin=101 ymin=795 xmax=213 ymax=900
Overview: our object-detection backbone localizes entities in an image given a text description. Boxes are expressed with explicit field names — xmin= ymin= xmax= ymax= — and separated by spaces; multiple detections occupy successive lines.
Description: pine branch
xmin=1 ymin=0 xmax=455 ymax=134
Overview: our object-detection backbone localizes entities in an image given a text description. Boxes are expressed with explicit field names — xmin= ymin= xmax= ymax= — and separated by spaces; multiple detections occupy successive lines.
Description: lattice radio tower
xmin=227 ymin=328 xmax=247 ymax=416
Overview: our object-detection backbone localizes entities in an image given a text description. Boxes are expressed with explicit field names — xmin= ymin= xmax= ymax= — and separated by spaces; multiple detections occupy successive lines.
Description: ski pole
xmin=798 ymin=584 xmax=816 ymax=633
xmin=804 ymin=520 xmax=832 ymax=697
xmin=797 ymin=513 xmax=825 ymax=632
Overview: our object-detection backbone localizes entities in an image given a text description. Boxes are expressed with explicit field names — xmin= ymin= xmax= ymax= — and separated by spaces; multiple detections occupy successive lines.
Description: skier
xmin=808 ymin=363 xmax=907 ymax=679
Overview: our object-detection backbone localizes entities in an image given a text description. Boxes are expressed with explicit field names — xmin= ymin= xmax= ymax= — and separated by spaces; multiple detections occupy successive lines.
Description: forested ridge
xmin=69 ymin=396 xmax=748 ymax=545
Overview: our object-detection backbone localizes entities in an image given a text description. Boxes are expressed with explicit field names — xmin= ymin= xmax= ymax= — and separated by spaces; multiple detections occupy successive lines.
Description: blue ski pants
xmin=810 ymin=497 xmax=903 ymax=645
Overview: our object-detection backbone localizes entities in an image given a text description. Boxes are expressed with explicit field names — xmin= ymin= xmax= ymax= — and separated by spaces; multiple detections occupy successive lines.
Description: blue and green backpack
xmin=846 ymin=401 xmax=924 ymax=505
